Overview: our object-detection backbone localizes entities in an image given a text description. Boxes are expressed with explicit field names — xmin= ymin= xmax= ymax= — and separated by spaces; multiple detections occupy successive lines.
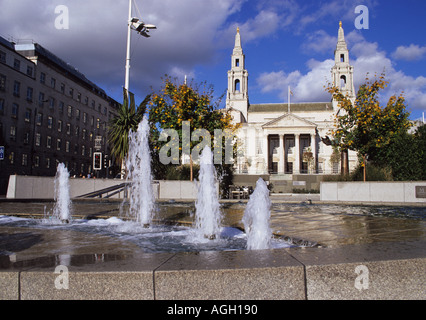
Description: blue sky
xmin=1 ymin=0 xmax=425 ymax=120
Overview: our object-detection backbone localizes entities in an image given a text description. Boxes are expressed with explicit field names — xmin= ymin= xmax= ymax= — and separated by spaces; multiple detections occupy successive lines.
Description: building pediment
xmin=262 ymin=113 xmax=317 ymax=129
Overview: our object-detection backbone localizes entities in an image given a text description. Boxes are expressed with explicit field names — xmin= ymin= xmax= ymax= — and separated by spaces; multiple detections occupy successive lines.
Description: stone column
xmin=263 ymin=134 xmax=269 ymax=174
xmin=278 ymin=134 xmax=284 ymax=174
xmin=310 ymin=133 xmax=316 ymax=174
xmin=294 ymin=133 xmax=300 ymax=174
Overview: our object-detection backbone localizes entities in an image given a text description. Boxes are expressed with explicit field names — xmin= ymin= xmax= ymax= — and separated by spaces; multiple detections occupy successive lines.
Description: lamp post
xmin=124 ymin=0 xmax=156 ymax=93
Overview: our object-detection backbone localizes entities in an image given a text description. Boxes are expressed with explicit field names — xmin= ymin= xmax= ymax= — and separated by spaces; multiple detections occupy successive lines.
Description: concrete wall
xmin=6 ymin=175 xmax=209 ymax=201
xmin=1 ymin=241 xmax=425 ymax=300
xmin=6 ymin=175 xmax=130 ymax=199
xmin=321 ymin=181 xmax=426 ymax=204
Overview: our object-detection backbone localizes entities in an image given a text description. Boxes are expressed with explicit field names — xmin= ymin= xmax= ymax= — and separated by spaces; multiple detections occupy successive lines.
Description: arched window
xmin=340 ymin=54 xmax=345 ymax=62
xmin=235 ymin=79 xmax=240 ymax=92
xmin=340 ymin=75 xmax=346 ymax=89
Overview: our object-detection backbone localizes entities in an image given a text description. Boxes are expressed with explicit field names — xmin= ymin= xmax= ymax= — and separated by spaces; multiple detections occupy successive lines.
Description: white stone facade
xmin=226 ymin=24 xmax=358 ymax=175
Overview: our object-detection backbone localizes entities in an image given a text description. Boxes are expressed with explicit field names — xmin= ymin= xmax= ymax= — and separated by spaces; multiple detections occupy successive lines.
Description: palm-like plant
xmin=108 ymin=88 xmax=151 ymax=177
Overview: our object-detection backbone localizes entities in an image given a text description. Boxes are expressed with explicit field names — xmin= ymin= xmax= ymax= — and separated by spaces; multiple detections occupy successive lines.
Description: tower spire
xmin=331 ymin=21 xmax=355 ymax=105
xmin=337 ymin=21 xmax=347 ymax=50
xmin=226 ymin=28 xmax=249 ymax=123
xmin=234 ymin=26 xmax=242 ymax=52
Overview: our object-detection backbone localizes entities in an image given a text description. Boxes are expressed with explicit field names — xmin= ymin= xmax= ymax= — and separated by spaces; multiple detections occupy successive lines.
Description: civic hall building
xmin=226 ymin=23 xmax=358 ymax=191
xmin=0 ymin=36 xmax=119 ymax=193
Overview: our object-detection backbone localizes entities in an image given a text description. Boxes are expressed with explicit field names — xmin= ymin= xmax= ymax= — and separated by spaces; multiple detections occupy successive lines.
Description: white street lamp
xmin=124 ymin=0 xmax=156 ymax=92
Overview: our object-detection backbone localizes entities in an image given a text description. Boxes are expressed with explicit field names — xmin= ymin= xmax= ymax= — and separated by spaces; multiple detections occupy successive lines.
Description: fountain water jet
xmin=194 ymin=146 xmax=222 ymax=240
xmin=52 ymin=163 xmax=71 ymax=223
xmin=126 ymin=116 xmax=155 ymax=227
xmin=242 ymin=178 xmax=272 ymax=250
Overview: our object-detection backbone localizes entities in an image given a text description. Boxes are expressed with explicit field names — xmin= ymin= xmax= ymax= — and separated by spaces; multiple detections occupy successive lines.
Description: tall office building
xmin=0 ymin=36 xmax=120 ymax=193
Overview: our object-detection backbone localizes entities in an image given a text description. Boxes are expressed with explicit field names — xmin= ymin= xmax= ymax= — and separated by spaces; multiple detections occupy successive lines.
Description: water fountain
xmin=52 ymin=162 xmax=72 ymax=223
xmin=0 ymin=119 xmax=294 ymax=254
xmin=194 ymin=146 xmax=222 ymax=240
xmin=126 ymin=116 xmax=155 ymax=227
xmin=242 ymin=178 xmax=272 ymax=250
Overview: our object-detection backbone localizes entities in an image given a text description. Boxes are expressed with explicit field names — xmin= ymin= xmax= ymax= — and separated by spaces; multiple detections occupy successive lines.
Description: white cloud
xmin=303 ymin=30 xmax=337 ymax=53
xmin=392 ymin=44 xmax=426 ymax=61
xmin=257 ymin=59 xmax=333 ymax=102
xmin=0 ymin=0 xmax=247 ymax=99
xmin=256 ymin=30 xmax=426 ymax=112
xmin=257 ymin=70 xmax=301 ymax=99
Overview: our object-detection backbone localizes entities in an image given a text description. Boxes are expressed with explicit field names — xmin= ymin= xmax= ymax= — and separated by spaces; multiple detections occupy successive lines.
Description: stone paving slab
xmin=287 ymin=240 xmax=426 ymax=300
xmin=154 ymin=250 xmax=305 ymax=300
xmin=17 ymin=252 xmax=174 ymax=300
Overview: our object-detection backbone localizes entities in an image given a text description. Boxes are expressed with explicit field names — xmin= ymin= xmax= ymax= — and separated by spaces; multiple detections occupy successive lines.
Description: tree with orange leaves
xmin=327 ymin=73 xmax=411 ymax=181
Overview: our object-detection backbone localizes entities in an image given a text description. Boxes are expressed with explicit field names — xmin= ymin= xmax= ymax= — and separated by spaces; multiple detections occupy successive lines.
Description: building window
xmin=22 ymin=154 xmax=28 ymax=166
xmin=46 ymin=136 xmax=52 ymax=148
xmin=82 ymin=129 xmax=86 ymax=140
xmin=23 ymin=132 xmax=29 ymax=144
xmin=9 ymin=151 xmax=14 ymax=164
xmin=81 ymin=145 xmax=85 ymax=156
xmin=56 ymin=138 xmax=62 ymax=151
xmin=27 ymin=66 xmax=33 ymax=77
xmin=83 ymin=112 xmax=87 ymax=124
xmin=0 ymin=74 xmax=6 ymax=91
xmin=25 ymin=108 xmax=31 ymax=122
xmin=69 ymin=88 xmax=73 ymax=98
xmin=75 ymin=126 xmax=79 ymax=137
xmin=34 ymin=156 xmax=40 ymax=168
xmin=10 ymin=125 xmax=16 ymax=141
xmin=35 ymin=133 xmax=41 ymax=146
xmin=13 ymin=81 xmax=20 ymax=97
xmin=13 ymin=59 xmax=20 ymax=71
xmin=0 ymin=98 xmax=4 ymax=115
xmin=59 ymin=101 xmax=64 ymax=113
xmin=65 ymin=141 xmax=70 ymax=153
xmin=26 ymin=87 xmax=33 ymax=101
xmin=60 ymin=83 xmax=65 ymax=94
xmin=234 ymin=79 xmax=240 ymax=92
xmin=36 ymin=112 xmax=43 ymax=126
xmin=66 ymin=123 xmax=71 ymax=135
xmin=77 ymin=93 xmax=81 ymax=102
xmin=46 ymin=158 xmax=51 ymax=169
xmin=0 ymin=50 xmax=5 ymax=63
xmin=58 ymin=120 xmax=63 ymax=132
xmin=256 ymin=137 xmax=263 ymax=155
xmin=47 ymin=116 xmax=53 ymax=129
xmin=332 ymin=162 xmax=339 ymax=174
xmin=51 ymin=78 xmax=56 ymax=89
xmin=38 ymin=92 xmax=45 ymax=107
xmin=11 ymin=103 xmax=18 ymax=118
xmin=67 ymin=105 xmax=72 ymax=117
xmin=40 ymin=72 xmax=46 ymax=84
xmin=96 ymin=118 xmax=100 ymax=129
xmin=49 ymin=97 xmax=55 ymax=109
xmin=76 ymin=109 xmax=80 ymax=120
xmin=340 ymin=75 xmax=347 ymax=89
